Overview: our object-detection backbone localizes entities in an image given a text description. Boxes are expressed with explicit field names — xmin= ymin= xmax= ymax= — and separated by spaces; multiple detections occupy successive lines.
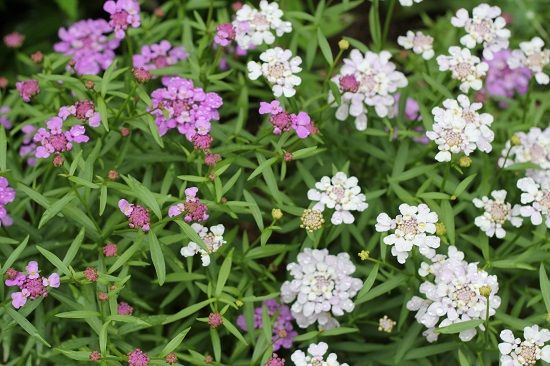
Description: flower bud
xmin=338 ymin=39 xmax=350 ymax=50
xmin=165 ymin=353 xmax=177 ymax=365
xmin=53 ymin=155 xmax=64 ymax=167
xmin=133 ymin=67 xmax=152 ymax=83
xmin=283 ymin=151 xmax=293 ymax=162
xmin=31 ymin=51 xmax=43 ymax=63
xmin=89 ymin=351 xmax=101 ymax=362
xmin=0 ymin=77 xmax=8 ymax=89
xmin=511 ymin=134 xmax=521 ymax=146
xmin=479 ymin=285 xmax=491 ymax=298
xmin=84 ymin=80 xmax=95 ymax=90
xmin=208 ymin=312 xmax=223 ymax=328
xmin=272 ymin=208 xmax=283 ymax=220
xmin=458 ymin=156 xmax=472 ymax=168
xmin=358 ymin=250 xmax=370 ymax=261
xmin=435 ymin=222 xmax=447 ymax=236
xmin=108 ymin=169 xmax=119 ymax=181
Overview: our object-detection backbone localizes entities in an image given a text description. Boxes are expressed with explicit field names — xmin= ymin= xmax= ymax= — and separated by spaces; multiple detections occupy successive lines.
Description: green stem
xmin=114 ymin=84 xmax=137 ymax=124
xmin=382 ymin=0 xmax=396 ymax=47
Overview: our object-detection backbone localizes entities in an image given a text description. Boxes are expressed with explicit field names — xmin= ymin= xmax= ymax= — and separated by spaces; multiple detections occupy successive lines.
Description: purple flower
xmin=119 ymin=199 xmax=151 ymax=231
xmin=483 ymin=49 xmax=532 ymax=107
xmin=0 ymin=177 xmax=16 ymax=227
xmin=168 ymin=187 xmax=209 ymax=223
xmin=103 ymin=0 xmax=141 ymax=39
xmin=117 ymin=301 xmax=134 ymax=315
xmin=388 ymin=94 xmax=421 ymax=121
xmin=19 ymin=125 xmax=38 ymax=166
xmin=214 ymin=23 xmax=236 ymax=47
xmin=237 ymin=299 xmax=297 ymax=351
xmin=133 ymin=40 xmax=187 ymax=72
xmin=259 ymin=101 xmax=316 ymax=138
xmin=4 ymin=261 xmax=60 ymax=309
xmin=16 ymin=80 xmax=40 ymax=102
xmin=33 ymin=115 xmax=89 ymax=159
xmin=149 ymin=77 xmax=223 ymax=145
xmin=54 ymin=19 xmax=120 ymax=75
xmin=127 ymin=348 xmax=149 ymax=366
xmin=3 ymin=32 xmax=24 ymax=48
xmin=0 ymin=106 xmax=11 ymax=129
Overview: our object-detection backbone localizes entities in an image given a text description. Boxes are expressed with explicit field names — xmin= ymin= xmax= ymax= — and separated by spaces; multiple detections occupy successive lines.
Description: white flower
xmin=375 ymin=203 xmax=440 ymax=264
xmin=307 ymin=171 xmax=368 ymax=225
xmin=509 ymin=37 xmax=550 ymax=85
xmin=329 ymin=49 xmax=407 ymax=130
xmin=426 ymin=94 xmax=494 ymax=162
xmin=399 ymin=0 xmax=422 ymax=6
xmin=280 ymin=248 xmax=363 ymax=329
xmin=378 ymin=315 xmax=396 ymax=333
xmin=397 ymin=31 xmax=434 ymax=60
xmin=234 ymin=0 xmax=292 ymax=50
xmin=499 ymin=127 xmax=550 ymax=188
xmin=291 ymin=342 xmax=349 ymax=366
xmin=451 ymin=4 xmax=510 ymax=59
xmin=180 ymin=224 xmax=226 ymax=266
xmin=473 ymin=190 xmax=522 ymax=238
xmin=437 ymin=46 xmax=488 ymax=92
xmin=499 ymin=325 xmax=550 ymax=366
xmin=407 ymin=246 xmax=501 ymax=343
xmin=247 ymin=47 xmax=302 ymax=97
xmin=517 ymin=177 xmax=550 ymax=228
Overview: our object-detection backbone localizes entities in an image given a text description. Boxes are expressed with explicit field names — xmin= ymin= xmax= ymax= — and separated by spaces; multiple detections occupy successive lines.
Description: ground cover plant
xmin=0 ymin=0 xmax=549 ymax=365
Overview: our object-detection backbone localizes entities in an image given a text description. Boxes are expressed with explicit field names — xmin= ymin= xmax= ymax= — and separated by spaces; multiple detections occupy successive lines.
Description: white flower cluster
xmin=397 ymin=31 xmax=434 ymax=60
xmin=517 ymin=177 xmax=550 ymax=228
xmin=399 ymin=0 xmax=422 ymax=6
xmin=509 ymin=37 xmax=550 ymax=85
xmin=427 ymin=94 xmax=494 ymax=162
xmin=307 ymin=172 xmax=368 ymax=225
xmin=330 ymin=49 xmax=408 ymax=131
xmin=407 ymin=246 xmax=501 ymax=343
xmin=280 ymin=248 xmax=363 ymax=329
xmin=499 ymin=325 xmax=550 ymax=366
xmin=473 ymin=190 xmax=522 ymax=238
xmin=499 ymin=127 xmax=550 ymax=188
xmin=291 ymin=342 xmax=349 ymax=366
xmin=375 ymin=203 xmax=440 ymax=264
xmin=180 ymin=224 xmax=226 ymax=266
xmin=234 ymin=0 xmax=292 ymax=50
xmin=437 ymin=47 xmax=488 ymax=92
xmin=247 ymin=47 xmax=302 ymax=97
xmin=451 ymin=3 xmax=510 ymax=59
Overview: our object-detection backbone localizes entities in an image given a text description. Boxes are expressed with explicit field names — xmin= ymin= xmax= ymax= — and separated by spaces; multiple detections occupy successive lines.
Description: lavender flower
xmin=0 ymin=106 xmax=11 ymax=129
xmin=483 ymin=50 xmax=531 ymax=106
xmin=118 ymin=199 xmax=151 ymax=231
xmin=168 ymin=187 xmax=209 ymax=223
xmin=33 ymin=115 xmax=89 ymax=159
xmin=103 ymin=0 xmax=141 ymax=39
xmin=133 ymin=40 xmax=187 ymax=72
xmin=259 ymin=100 xmax=316 ymax=138
xmin=5 ymin=261 xmax=60 ymax=309
xmin=16 ymin=80 xmax=40 ymax=102
xmin=0 ymin=177 xmax=16 ymax=227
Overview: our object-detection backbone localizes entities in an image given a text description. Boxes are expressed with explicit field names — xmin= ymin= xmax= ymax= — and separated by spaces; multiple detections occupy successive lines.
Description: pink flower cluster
xmin=237 ymin=299 xmax=297 ymax=351
xmin=133 ymin=41 xmax=187 ymax=72
xmin=117 ymin=301 xmax=134 ymax=315
xmin=118 ymin=199 xmax=151 ymax=231
xmin=103 ymin=0 xmax=141 ymax=39
xmin=127 ymin=348 xmax=149 ymax=366
xmin=168 ymin=187 xmax=209 ymax=223
xmin=33 ymin=114 xmax=89 ymax=159
xmin=3 ymin=32 xmax=24 ymax=48
xmin=149 ymin=77 xmax=223 ymax=149
xmin=0 ymin=106 xmax=11 ymax=129
xmin=266 ymin=354 xmax=285 ymax=366
xmin=214 ymin=23 xmax=236 ymax=46
xmin=54 ymin=19 xmax=120 ymax=75
xmin=59 ymin=100 xmax=101 ymax=128
xmin=19 ymin=125 xmax=38 ymax=166
xmin=5 ymin=261 xmax=60 ymax=309
xmin=16 ymin=80 xmax=40 ymax=102
xmin=0 ymin=177 xmax=16 ymax=227
xmin=259 ymin=100 xmax=316 ymax=138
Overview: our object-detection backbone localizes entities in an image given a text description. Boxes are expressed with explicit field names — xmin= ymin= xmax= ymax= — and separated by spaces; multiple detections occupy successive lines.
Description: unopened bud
xmin=272 ymin=208 xmax=283 ymax=220
xmin=120 ymin=127 xmax=130 ymax=137
xmin=0 ymin=77 xmax=8 ymax=89
xmin=108 ymin=169 xmax=119 ymax=181
xmin=338 ymin=39 xmax=350 ymax=50
xmin=85 ymin=80 xmax=95 ymax=90
xmin=204 ymin=355 xmax=214 ymax=364
xmin=283 ymin=151 xmax=293 ymax=162
xmin=53 ymin=155 xmax=64 ymax=167
xmin=435 ymin=222 xmax=447 ymax=236
xmin=358 ymin=250 xmax=370 ymax=261
xmin=208 ymin=312 xmax=223 ymax=328
xmin=479 ymin=285 xmax=491 ymax=298
xmin=459 ymin=156 xmax=472 ymax=168
xmin=154 ymin=7 xmax=165 ymax=17
xmin=31 ymin=51 xmax=43 ymax=63
xmin=132 ymin=67 xmax=152 ymax=83
xmin=511 ymin=134 xmax=521 ymax=146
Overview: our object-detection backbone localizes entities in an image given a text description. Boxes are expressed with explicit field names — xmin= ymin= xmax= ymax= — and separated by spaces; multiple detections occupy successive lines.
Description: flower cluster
xmin=248 ymin=47 xmax=302 ymax=98
xmin=290 ymin=342 xmax=348 ymax=366
xmin=3 ymin=31 xmax=24 ymax=48
xmin=127 ymin=348 xmax=149 ymax=366
xmin=375 ymin=203 xmax=440 ymax=263
xmin=118 ymin=199 xmax=151 ymax=231
xmin=58 ymin=100 xmax=101 ymax=128
xmin=168 ymin=187 xmax=209 ymax=223
xmin=5 ymin=261 xmax=60 ymax=309
xmin=280 ymin=248 xmax=363 ymax=329
xmin=397 ymin=31 xmax=434 ymax=60
xmin=19 ymin=125 xmax=37 ymax=166
xmin=33 ymin=114 xmax=89 ymax=159
xmin=508 ymin=37 xmax=550 ymax=85
xmin=437 ymin=47 xmax=488 ymax=92
xmin=16 ymin=79 xmax=40 ymax=102
xmin=307 ymin=172 xmax=368 ymax=225
xmin=133 ymin=40 xmax=187 ymax=72
xmin=473 ymin=190 xmax=522 ymax=238
xmin=103 ymin=0 xmax=141 ymax=39
xmin=407 ymin=246 xmax=501 ymax=343
xmin=499 ymin=325 xmax=550 ymax=366
xmin=233 ymin=0 xmax=292 ymax=50
xmin=0 ymin=106 xmax=11 ymax=129
xmin=259 ymin=100 xmax=316 ymax=138
xmin=482 ymin=50 xmax=531 ymax=106
xmin=330 ymin=49 xmax=408 ymax=130
xmin=237 ymin=299 xmax=297 ymax=351
xmin=180 ymin=223 xmax=226 ymax=266
xmin=0 ymin=177 xmax=16 ymax=227
xmin=54 ymin=19 xmax=120 ymax=75
xmin=451 ymin=4 xmax=510 ymax=59
xmin=427 ymin=94 xmax=494 ymax=162
xmin=399 ymin=0 xmax=422 ymax=6
xmin=149 ymin=77 xmax=223 ymax=148
xmin=517 ymin=177 xmax=550 ymax=228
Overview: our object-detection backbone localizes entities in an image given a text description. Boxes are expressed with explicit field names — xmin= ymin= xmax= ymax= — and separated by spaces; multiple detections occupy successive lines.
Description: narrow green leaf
xmin=540 ymin=265 xmax=550 ymax=314
xmin=317 ymin=28 xmax=333 ymax=65
xmin=222 ymin=317 xmax=248 ymax=345
xmin=37 ymin=246 xmax=70 ymax=276
xmin=1 ymin=236 xmax=30 ymax=274
xmin=63 ymin=228 xmax=85 ymax=266
xmin=6 ymin=307 xmax=51 ymax=347
xmin=38 ymin=193 xmax=75 ymax=229
xmin=163 ymin=298 xmax=215 ymax=324
xmin=436 ymin=319 xmax=484 ymax=334
xmin=55 ymin=311 xmax=101 ymax=319
xmin=0 ymin=126 xmax=6 ymax=171
xmin=160 ymin=327 xmax=191 ymax=356
xmin=215 ymin=250 xmax=233 ymax=296
xmin=97 ymin=96 xmax=109 ymax=131
xmin=148 ymin=231 xmax=166 ymax=286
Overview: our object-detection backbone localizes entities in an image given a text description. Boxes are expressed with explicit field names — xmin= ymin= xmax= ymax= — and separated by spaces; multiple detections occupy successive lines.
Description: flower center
xmin=203 ymin=233 xmax=216 ymax=252
xmin=469 ymin=19 xmax=493 ymax=40
xmin=455 ymin=62 xmax=474 ymax=79
xmin=311 ymin=272 xmax=335 ymax=297
xmin=267 ymin=63 xmax=287 ymax=79
xmin=528 ymin=143 xmax=545 ymax=163
xmin=49 ymin=134 xmax=69 ymax=152
xmin=129 ymin=206 xmax=149 ymax=227
xmin=452 ymin=285 xmax=477 ymax=306
xmin=397 ymin=216 xmax=418 ymax=236
xmin=328 ymin=186 xmax=346 ymax=201
xmin=311 ymin=359 xmax=323 ymax=366
xmin=516 ymin=341 xmax=539 ymax=366
xmin=525 ymin=52 xmax=547 ymax=70
xmin=444 ymin=130 xmax=464 ymax=147
xmin=462 ymin=110 xmax=477 ymax=124
xmin=488 ymin=202 xmax=509 ymax=223
xmin=75 ymin=100 xmax=94 ymax=119
xmin=538 ymin=190 xmax=550 ymax=212
xmin=111 ymin=10 xmax=129 ymax=28
xmin=153 ymin=56 xmax=168 ymax=68
xmin=271 ymin=112 xmax=292 ymax=132
xmin=251 ymin=13 xmax=270 ymax=29
xmin=413 ymin=34 xmax=433 ymax=49
xmin=22 ymin=278 xmax=47 ymax=298
xmin=360 ymin=73 xmax=380 ymax=96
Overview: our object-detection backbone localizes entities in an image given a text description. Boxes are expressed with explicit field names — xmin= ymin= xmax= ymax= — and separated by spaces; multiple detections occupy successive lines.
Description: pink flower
xmin=4 ymin=261 xmax=59 ymax=309
xmin=266 ymin=354 xmax=285 ymax=366
xmin=259 ymin=101 xmax=315 ymax=139
xmin=483 ymin=49 xmax=531 ymax=107
xmin=388 ymin=94 xmax=421 ymax=121
xmin=33 ymin=115 xmax=89 ymax=159
xmin=0 ymin=177 xmax=16 ymax=227
xmin=89 ymin=351 xmax=101 ymax=362
xmin=118 ymin=199 xmax=151 ymax=231
xmin=204 ymin=153 xmax=221 ymax=166
xmin=103 ymin=0 xmax=141 ymax=39
xmin=127 ymin=348 xmax=149 ymax=366
xmin=103 ymin=243 xmax=118 ymax=257
xmin=74 ymin=100 xmax=101 ymax=128
xmin=19 ymin=125 xmax=38 ymax=166
xmin=149 ymin=77 xmax=223 ymax=144
xmin=132 ymin=67 xmax=152 ymax=83
xmin=192 ymin=134 xmax=213 ymax=150
xmin=214 ymin=23 xmax=236 ymax=46
xmin=133 ymin=41 xmax=187 ymax=72
xmin=208 ymin=312 xmax=223 ymax=328
xmin=339 ymin=74 xmax=359 ymax=93
xmin=168 ymin=187 xmax=209 ymax=223
xmin=4 ymin=32 xmax=24 ymax=48
xmin=54 ymin=19 xmax=120 ymax=75
xmin=0 ymin=106 xmax=12 ymax=129
xmin=16 ymin=80 xmax=40 ymax=102
xmin=84 ymin=267 xmax=98 ymax=282
xmin=117 ymin=301 xmax=134 ymax=315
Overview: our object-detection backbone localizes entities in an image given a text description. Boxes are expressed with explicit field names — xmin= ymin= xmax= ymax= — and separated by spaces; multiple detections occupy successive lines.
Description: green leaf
xmin=99 ymin=185 xmax=108 ymax=216
xmin=148 ymin=231 xmax=166 ymax=286
xmin=62 ymin=228 xmax=85 ymax=266
xmin=243 ymin=190 xmax=264 ymax=231
xmin=163 ymin=298 xmax=215 ymax=324
xmin=355 ymin=264 xmax=379 ymax=303
xmin=356 ymin=274 xmax=406 ymax=305
xmin=99 ymin=321 xmax=110 ymax=354
xmin=1 ymin=236 xmax=29 ymax=274
xmin=368 ymin=0 xmax=381 ymax=50
xmin=441 ymin=200 xmax=455 ymax=245
xmin=248 ymin=157 xmax=277 ymax=181
xmin=55 ymin=311 xmax=101 ymax=319
xmin=245 ymin=245 xmax=289 ymax=260
xmin=54 ymin=0 xmax=78 ymax=19
xmin=6 ymin=307 xmax=51 ymax=347
xmin=215 ymin=249 xmax=233 ymax=296
xmin=222 ymin=317 xmax=248 ymax=345
xmin=97 ymin=96 xmax=109 ymax=131
xmin=38 ymin=192 xmax=75 ymax=229
xmin=0 ymin=126 xmax=6 ymax=171
xmin=56 ymin=350 xmax=92 ymax=361
xmin=453 ymin=174 xmax=477 ymax=197
xmin=37 ymin=246 xmax=70 ymax=276
xmin=436 ymin=319 xmax=484 ymax=334
xmin=160 ymin=327 xmax=191 ymax=356
xmin=540 ymin=264 xmax=550 ymax=314
xmin=122 ymin=175 xmax=162 ymax=220
xmin=317 ymin=28 xmax=333 ymax=65
xmin=108 ymin=236 xmax=143 ymax=274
